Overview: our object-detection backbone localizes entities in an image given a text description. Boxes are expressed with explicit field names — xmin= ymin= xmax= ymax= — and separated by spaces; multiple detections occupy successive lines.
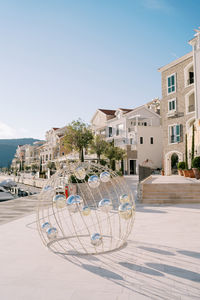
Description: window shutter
xmin=176 ymin=125 xmax=180 ymax=142
xmin=172 ymin=75 xmax=175 ymax=85
xmin=180 ymin=124 xmax=183 ymax=142
xmin=168 ymin=77 xmax=170 ymax=87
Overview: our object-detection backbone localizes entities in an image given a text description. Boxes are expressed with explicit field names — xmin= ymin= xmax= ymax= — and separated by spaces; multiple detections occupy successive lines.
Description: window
xmin=116 ymin=124 xmax=123 ymax=136
xmin=188 ymin=92 xmax=195 ymax=113
xmin=189 ymin=71 xmax=194 ymax=85
xmin=168 ymin=99 xmax=176 ymax=112
xmin=150 ymin=137 xmax=153 ymax=144
xmin=185 ymin=63 xmax=194 ymax=87
xmin=169 ymin=125 xmax=181 ymax=144
xmin=130 ymin=138 xmax=133 ymax=144
xmin=140 ymin=137 xmax=143 ymax=144
xmin=185 ymin=90 xmax=195 ymax=114
xmin=167 ymin=74 xmax=176 ymax=94
xmin=108 ymin=127 xmax=112 ymax=137
xmin=144 ymin=122 xmax=147 ymax=126
xmin=62 ymin=152 xmax=64 ymax=156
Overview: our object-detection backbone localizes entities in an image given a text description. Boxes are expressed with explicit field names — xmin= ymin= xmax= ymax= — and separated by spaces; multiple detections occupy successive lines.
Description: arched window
xmin=184 ymin=62 xmax=194 ymax=87
xmin=185 ymin=90 xmax=195 ymax=114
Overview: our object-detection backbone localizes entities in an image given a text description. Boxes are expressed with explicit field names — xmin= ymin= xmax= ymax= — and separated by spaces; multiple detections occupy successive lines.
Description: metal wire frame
xmin=37 ymin=161 xmax=135 ymax=255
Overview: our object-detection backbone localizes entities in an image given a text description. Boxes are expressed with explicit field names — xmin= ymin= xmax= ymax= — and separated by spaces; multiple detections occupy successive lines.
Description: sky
xmin=0 ymin=0 xmax=200 ymax=140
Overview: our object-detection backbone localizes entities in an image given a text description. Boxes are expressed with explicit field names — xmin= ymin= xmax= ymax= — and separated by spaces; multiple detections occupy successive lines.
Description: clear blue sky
xmin=0 ymin=0 xmax=199 ymax=139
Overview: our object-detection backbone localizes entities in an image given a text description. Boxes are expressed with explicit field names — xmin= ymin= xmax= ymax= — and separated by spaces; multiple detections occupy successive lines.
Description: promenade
xmin=0 ymin=176 xmax=200 ymax=299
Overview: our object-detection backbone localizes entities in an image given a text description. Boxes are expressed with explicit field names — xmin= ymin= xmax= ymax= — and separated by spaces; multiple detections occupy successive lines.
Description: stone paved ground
xmin=0 ymin=175 xmax=200 ymax=299
xmin=0 ymin=194 xmax=39 ymax=225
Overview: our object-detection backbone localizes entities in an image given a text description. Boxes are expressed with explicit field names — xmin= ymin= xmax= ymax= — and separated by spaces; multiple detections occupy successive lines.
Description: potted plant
xmin=177 ymin=161 xmax=185 ymax=176
xmin=188 ymin=169 xmax=195 ymax=178
xmin=183 ymin=169 xmax=190 ymax=177
xmin=192 ymin=156 xmax=200 ymax=179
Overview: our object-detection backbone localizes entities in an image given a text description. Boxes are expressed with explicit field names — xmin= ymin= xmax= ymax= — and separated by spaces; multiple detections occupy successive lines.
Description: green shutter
xmin=171 ymin=75 xmax=175 ymax=85
xmin=169 ymin=101 xmax=172 ymax=110
xmin=176 ymin=125 xmax=180 ymax=142
xmin=172 ymin=100 xmax=175 ymax=110
xmin=168 ymin=77 xmax=170 ymax=87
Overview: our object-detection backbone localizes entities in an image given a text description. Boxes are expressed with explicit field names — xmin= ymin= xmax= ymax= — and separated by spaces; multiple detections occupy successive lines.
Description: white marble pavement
xmin=0 ymin=202 xmax=200 ymax=300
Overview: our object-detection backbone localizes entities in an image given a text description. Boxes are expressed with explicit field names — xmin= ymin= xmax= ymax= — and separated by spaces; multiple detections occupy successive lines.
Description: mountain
xmin=0 ymin=138 xmax=41 ymax=167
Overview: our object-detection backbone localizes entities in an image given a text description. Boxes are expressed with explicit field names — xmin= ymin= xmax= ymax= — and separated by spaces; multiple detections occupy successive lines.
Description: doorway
xmin=171 ymin=153 xmax=179 ymax=174
xmin=129 ymin=160 xmax=136 ymax=175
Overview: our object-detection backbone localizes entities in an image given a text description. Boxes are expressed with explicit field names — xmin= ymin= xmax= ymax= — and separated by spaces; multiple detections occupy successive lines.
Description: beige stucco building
xmin=159 ymin=51 xmax=196 ymax=175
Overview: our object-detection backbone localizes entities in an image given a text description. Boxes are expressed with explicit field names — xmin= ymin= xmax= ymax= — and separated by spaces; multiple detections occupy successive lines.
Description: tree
xmin=24 ymin=165 xmax=31 ymax=172
xmin=191 ymin=124 xmax=195 ymax=162
xmin=89 ymin=135 xmax=107 ymax=162
xmin=185 ymin=134 xmax=188 ymax=169
xmin=64 ymin=119 xmax=93 ymax=162
xmin=47 ymin=161 xmax=56 ymax=170
xmin=31 ymin=164 xmax=39 ymax=173
xmin=103 ymin=140 xmax=126 ymax=171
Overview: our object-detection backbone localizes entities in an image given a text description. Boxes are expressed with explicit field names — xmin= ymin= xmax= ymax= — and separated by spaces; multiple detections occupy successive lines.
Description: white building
xmin=91 ymin=105 xmax=162 ymax=175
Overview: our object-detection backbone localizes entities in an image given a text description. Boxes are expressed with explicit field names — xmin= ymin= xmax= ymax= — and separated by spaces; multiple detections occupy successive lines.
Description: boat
xmin=0 ymin=186 xmax=14 ymax=201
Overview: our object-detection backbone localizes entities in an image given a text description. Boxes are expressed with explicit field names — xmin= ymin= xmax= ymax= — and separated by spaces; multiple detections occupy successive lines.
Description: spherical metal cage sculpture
xmin=37 ymin=162 xmax=135 ymax=255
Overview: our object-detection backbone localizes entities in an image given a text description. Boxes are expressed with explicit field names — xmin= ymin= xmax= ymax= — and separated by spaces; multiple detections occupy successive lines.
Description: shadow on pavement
xmin=82 ymin=264 xmax=124 ymax=280
xmin=119 ymin=262 xmax=164 ymax=277
xmin=146 ymin=263 xmax=200 ymax=282
xmin=139 ymin=246 xmax=175 ymax=256
xmin=177 ymin=250 xmax=200 ymax=259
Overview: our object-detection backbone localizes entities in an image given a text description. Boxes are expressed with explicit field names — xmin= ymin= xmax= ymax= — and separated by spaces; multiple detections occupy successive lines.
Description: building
xmin=189 ymin=29 xmax=200 ymax=156
xmin=158 ymin=51 xmax=195 ymax=175
xmin=24 ymin=141 xmax=45 ymax=169
xmin=91 ymin=103 xmax=162 ymax=175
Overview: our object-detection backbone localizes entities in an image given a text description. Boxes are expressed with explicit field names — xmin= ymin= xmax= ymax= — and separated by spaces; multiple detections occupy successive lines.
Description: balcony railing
xmin=188 ymin=104 xmax=195 ymax=113
xmin=187 ymin=77 xmax=194 ymax=85
xmin=170 ymin=135 xmax=180 ymax=143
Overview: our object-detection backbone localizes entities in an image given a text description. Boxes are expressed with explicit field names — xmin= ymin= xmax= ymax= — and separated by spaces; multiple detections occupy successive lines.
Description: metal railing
xmin=188 ymin=104 xmax=195 ymax=113
xmin=187 ymin=77 xmax=194 ymax=85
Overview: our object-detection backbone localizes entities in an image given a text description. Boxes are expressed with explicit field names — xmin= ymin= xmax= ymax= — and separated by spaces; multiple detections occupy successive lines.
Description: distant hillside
xmin=0 ymin=138 xmax=41 ymax=167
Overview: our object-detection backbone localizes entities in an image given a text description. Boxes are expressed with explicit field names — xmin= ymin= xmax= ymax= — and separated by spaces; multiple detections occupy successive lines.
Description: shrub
xmin=177 ymin=161 xmax=186 ymax=170
xmin=100 ymin=159 xmax=107 ymax=166
xmin=192 ymin=156 xmax=200 ymax=168
xmin=116 ymin=170 xmax=123 ymax=176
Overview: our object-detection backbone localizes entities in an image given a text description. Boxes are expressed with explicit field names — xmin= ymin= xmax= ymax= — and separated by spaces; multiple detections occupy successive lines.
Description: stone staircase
xmin=140 ymin=175 xmax=200 ymax=204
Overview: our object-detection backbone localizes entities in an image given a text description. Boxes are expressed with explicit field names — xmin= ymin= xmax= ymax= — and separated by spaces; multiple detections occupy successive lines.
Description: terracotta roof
xmin=52 ymin=127 xmax=60 ymax=130
xmin=99 ymin=109 xmax=116 ymax=115
xmin=119 ymin=108 xmax=133 ymax=113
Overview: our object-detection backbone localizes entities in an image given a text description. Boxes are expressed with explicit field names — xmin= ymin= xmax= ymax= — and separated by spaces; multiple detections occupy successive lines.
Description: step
xmin=142 ymin=199 xmax=200 ymax=204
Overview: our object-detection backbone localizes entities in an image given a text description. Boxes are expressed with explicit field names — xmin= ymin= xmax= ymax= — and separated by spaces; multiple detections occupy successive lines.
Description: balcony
xmin=188 ymin=104 xmax=195 ymax=113
xmin=114 ymin=138 xmax=127 ymax=147
xmin=167 ymin=110 xmax=177 ymax=118
xmin=187 ymin=77 xmax=194 ymax=85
